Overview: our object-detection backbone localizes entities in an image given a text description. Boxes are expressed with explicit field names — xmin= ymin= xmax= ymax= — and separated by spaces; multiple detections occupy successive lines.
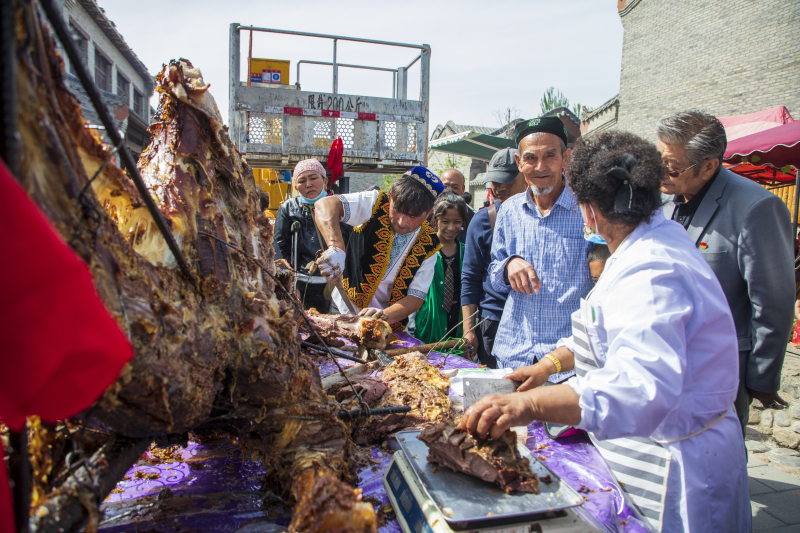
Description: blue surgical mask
xmin=584 ymin=232 xmax=607 ymax=245
xmin=581 ymin=203 xmax=607 ymax=245
xmin=299 ymin=189 xmax=328 ymax=205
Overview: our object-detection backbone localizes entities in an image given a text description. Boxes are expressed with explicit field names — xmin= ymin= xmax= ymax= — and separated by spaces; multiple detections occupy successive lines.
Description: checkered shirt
xmin=488 ymin=184 xmax=593 ymax=380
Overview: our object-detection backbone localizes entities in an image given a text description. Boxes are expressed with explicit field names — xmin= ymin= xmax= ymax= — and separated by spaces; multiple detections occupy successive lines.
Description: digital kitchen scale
xmin=383 ymin=430 xmax=601 ymax=533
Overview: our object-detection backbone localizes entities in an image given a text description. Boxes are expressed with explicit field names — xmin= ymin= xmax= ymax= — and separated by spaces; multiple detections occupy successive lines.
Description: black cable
xmin=0 ymin=0 xmax=20 ymax=176
xmin=38 ymin=0 xmax=197 ymax=289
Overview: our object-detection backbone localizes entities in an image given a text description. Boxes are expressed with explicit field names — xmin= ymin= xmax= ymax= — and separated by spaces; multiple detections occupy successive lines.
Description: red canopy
xmin=718 ymin=105 xmax=795 ymax=141
xmin=723 ymin=120 xmax=800 ymax=184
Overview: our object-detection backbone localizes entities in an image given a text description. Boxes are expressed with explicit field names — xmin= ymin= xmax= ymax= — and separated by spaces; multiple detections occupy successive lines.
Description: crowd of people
xmin=273 ymin=111 xmax=796 ymax=532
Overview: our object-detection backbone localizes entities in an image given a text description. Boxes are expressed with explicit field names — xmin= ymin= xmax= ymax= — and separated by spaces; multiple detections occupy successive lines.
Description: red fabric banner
xmin=0 ymin=159 xmax=133 ymax=533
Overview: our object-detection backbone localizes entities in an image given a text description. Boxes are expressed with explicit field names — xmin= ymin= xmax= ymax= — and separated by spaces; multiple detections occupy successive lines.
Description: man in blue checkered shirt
xmin=488 ymin=117 xmax=593 ymax=380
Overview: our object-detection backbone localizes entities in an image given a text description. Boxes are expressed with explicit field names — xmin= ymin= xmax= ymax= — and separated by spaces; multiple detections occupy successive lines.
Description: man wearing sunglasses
xmin=659 ymin=110 xmax=795 ymax=436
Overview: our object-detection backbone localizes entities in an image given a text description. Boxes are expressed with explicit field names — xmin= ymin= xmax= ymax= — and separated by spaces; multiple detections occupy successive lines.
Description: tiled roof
xmin=430 ymin=120 xmax=498 ymax=140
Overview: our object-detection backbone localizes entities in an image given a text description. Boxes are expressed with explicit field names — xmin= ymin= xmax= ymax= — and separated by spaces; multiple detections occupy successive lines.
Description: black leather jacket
xmin=273 ymin=196 xmax=351 ymax=275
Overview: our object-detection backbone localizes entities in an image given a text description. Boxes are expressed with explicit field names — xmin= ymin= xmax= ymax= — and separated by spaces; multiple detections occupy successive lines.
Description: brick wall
xmin=616 ymin=0 xmax=800 ymax=142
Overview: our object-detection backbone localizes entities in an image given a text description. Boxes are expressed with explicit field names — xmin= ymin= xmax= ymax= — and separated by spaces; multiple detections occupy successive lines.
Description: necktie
xmin=442 ymin=255 xmax=455 ymax=313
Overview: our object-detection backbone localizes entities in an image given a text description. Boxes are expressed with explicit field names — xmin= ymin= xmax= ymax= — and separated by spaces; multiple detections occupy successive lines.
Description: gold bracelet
xmin=543 ymin=352 xmax=562 ymax=374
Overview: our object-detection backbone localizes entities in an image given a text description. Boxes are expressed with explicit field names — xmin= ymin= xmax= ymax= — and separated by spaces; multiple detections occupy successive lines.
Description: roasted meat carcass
xmin=300 ymin=310 xmax=393 ymax=349
xmin=349 ymin=353 xmax=454 ymax=444
xmin=419 ymin=422 xmax=539 ymax=494
xmin=11 ymin=3 xmax=374 ymax=531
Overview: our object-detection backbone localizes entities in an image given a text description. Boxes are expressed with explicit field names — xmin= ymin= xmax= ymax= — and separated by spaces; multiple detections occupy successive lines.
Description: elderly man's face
xmin=515 ymin=134 xmax=570 ymax=195
xmin=657 ymin=140 xmax=718 ymax=198
xmin=440 ymin=169 xmax=465 ymax=196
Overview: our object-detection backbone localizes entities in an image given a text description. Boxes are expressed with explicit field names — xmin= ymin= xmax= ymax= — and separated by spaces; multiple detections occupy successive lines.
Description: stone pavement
xmin=749 ymin=448 xmax=800 ymax=532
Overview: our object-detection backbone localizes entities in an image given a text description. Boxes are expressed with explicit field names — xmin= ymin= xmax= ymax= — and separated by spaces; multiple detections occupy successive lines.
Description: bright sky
xmin=100 ymin=0 xmax=623 ymax=132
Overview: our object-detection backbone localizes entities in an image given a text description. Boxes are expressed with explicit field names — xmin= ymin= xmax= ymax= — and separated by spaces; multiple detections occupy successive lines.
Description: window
xmin=94 ymin=48 xmax=112 ymax=92
xmin=133 ymin=88 xmax=143 ymax=117
xmin=68 ymin=22 xmax=88 ymax=75
xmin=117 ymin=72 xmax=130 ymax=105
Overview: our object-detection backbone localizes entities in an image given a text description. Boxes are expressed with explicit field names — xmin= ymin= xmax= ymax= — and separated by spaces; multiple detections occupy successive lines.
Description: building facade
xmin=584 ymin=0 xmax=800 ymax=141
xmin=55 ymin=0 xmax=155 ymax=160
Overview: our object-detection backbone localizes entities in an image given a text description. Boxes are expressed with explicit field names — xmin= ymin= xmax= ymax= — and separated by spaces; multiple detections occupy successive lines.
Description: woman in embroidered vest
xmin=313 ymin=166 xmax=443 ymax=331
xmin=415 ymin=189 xmax=468 ymax=344
xmin=273 ymin=159 xmax=351 ymax=312
xmin=461 ymin=131 xmax=749 ymax=532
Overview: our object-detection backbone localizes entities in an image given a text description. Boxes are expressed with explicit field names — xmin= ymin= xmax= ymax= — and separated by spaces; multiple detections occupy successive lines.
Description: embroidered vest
xmin=342 ymin=191 xmax=440 ymax=331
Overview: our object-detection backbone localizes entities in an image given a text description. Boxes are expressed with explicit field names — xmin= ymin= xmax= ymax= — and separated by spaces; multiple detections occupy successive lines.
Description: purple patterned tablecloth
xmin=97 ymin=333 xmax=648 ymax=533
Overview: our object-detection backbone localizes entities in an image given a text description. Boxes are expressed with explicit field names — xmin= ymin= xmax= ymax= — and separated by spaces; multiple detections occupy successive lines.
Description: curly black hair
xmin=567 ymin=131 xmax=663 ymax=226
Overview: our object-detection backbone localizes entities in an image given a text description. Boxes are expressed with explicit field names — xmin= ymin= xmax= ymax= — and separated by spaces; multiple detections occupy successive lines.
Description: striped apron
xmin=571 ymin=303 xmax=671 ymax=532
xmin=571 ymin=300 xmax=732 ymax=532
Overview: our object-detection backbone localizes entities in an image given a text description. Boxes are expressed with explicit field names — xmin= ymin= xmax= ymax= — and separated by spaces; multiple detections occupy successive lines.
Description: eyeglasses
xmin=662 ymin=158 xmax=708 ymax=178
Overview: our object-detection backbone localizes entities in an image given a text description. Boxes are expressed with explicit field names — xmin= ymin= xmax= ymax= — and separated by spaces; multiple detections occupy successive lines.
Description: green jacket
xmin=414 ymin=242 xmax=465 ymax=344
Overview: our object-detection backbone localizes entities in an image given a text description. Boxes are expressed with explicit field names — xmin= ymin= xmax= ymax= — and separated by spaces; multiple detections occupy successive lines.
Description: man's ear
xmin=704 ymin=159 xmax=720 ymax=180
xmin=515 ymin=151 xmax=522 ymax=171
xmin=562 ymin=147 xmax=572 ymax=169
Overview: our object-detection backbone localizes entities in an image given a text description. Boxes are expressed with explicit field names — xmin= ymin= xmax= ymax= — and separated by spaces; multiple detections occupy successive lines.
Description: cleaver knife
xmin=463 ymin=378 xmax=519 ymax=409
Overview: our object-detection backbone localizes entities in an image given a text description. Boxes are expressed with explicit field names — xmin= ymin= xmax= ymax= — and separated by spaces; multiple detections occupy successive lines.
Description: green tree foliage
xmin=540 ymin=87 xmax=584 ymax=118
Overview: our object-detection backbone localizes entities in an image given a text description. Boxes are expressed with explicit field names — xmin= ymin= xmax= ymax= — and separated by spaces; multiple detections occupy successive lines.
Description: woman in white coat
xmin=462 ymin=131 xmax=750 ymax=533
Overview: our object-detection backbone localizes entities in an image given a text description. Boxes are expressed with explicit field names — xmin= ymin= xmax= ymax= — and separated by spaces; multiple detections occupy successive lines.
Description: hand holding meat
xmin=359 ymin=307 xmax=387 ymax=321
xmin=316 ymin=246 xmax=346 ymax=282
xmin=506 ymin=257 xmax=541 ymax=294
xmin=461 ymin=393 xmax=533 ymax=441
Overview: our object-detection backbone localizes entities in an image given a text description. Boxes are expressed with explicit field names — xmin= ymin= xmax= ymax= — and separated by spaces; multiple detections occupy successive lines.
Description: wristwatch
xmin=543 ymin=352 xmax=562 ymax=374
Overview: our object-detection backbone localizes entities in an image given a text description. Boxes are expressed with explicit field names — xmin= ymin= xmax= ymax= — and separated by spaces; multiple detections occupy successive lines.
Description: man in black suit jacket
xmin=658 ymin=111 xmax=795 ymax=434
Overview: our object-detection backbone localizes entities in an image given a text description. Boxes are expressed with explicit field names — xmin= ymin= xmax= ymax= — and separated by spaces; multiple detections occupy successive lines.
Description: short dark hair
xmin=587 ymin=244 xmax=611 ymax=264
xmin=259 ymin=192 xmax=270 ymax=211
xmin=390 ymin=176 xmax=435 ymax=217
xmin=567 ymin=131 xmax=663 ymax=226
xmin=432 ymin=188 xmax=469 ymax=230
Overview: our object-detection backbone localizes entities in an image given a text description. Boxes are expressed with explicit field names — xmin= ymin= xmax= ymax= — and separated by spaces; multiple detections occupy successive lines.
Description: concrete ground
xmin=749 ymin=449 xmax=800 ymax=532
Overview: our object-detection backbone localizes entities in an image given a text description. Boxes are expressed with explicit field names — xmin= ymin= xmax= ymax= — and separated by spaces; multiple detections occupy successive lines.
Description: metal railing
xmin=296 ymin=60 xmax=398 ymax=98
xmin=228 ymin=23 xmax=431 ymax=172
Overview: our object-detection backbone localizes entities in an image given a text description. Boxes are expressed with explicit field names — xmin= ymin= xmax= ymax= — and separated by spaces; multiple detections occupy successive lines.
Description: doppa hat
xmin=514 ymin=116 xmax=569 ymax=147
xmin=401 ymin=166 xmax=444 ymax=200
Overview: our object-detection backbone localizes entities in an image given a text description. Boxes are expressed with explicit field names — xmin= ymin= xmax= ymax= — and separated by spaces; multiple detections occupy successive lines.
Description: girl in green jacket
xmin=415 ymin=189 xmax=469 ymax=344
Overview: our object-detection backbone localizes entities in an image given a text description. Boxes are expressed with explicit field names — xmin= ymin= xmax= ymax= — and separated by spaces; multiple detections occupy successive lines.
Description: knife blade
xmin=463 ymin=378 xmax=518 ymax=409
xmin=334 ymin=279 xmax=360 ymax=315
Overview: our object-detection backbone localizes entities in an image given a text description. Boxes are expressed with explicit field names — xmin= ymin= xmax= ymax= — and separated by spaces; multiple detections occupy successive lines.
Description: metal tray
xmin=394 ymin=430 xmax=583 ymax=528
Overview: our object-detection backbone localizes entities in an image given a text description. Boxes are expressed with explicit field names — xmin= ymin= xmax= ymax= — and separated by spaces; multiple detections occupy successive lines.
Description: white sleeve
xmin=565 ymin=258 xmax=688 ymax=440
xmin=556 ymin=336 xmax=576 ymax=353
xmin=407 ymin=253 xmax=438 ymax=300
xmin=336 ymin=190 xmax=380 ymax=227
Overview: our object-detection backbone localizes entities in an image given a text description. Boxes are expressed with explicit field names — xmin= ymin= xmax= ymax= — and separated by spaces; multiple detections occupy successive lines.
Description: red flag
xmin=326 ymin=137 xmax=344 ymax=186
xmin=0 ymin=159 xmax=133 ymax=533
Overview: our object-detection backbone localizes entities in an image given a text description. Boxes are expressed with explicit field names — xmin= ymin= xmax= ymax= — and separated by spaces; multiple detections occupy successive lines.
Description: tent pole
xmin=793 ymin=167 xmax=800 ymax=242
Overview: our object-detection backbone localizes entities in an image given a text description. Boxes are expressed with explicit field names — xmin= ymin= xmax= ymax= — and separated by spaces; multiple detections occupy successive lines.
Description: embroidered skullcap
xmin=514 ymin=116 xmax=569 ymax=147
xmin=293 ymin=159 xmax=327 ymax=180
xmin=401 ymin=166 xmax=444 ymax=200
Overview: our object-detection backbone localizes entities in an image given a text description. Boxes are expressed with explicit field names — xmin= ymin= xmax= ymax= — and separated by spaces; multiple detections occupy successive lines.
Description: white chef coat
xmin=560 ymin=210 xmax=750 ymax=532
xmin=331 ymin=191 xmax=437 ymax=312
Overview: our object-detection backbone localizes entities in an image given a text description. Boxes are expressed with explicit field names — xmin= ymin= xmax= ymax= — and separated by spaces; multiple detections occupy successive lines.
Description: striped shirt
xmin=488 ymin=182 xmax=593 ymax=378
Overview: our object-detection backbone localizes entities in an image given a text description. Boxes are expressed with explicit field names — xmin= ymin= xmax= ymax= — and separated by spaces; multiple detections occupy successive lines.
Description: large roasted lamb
xmin=10 ymin=2 xmax=375 ymax=531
